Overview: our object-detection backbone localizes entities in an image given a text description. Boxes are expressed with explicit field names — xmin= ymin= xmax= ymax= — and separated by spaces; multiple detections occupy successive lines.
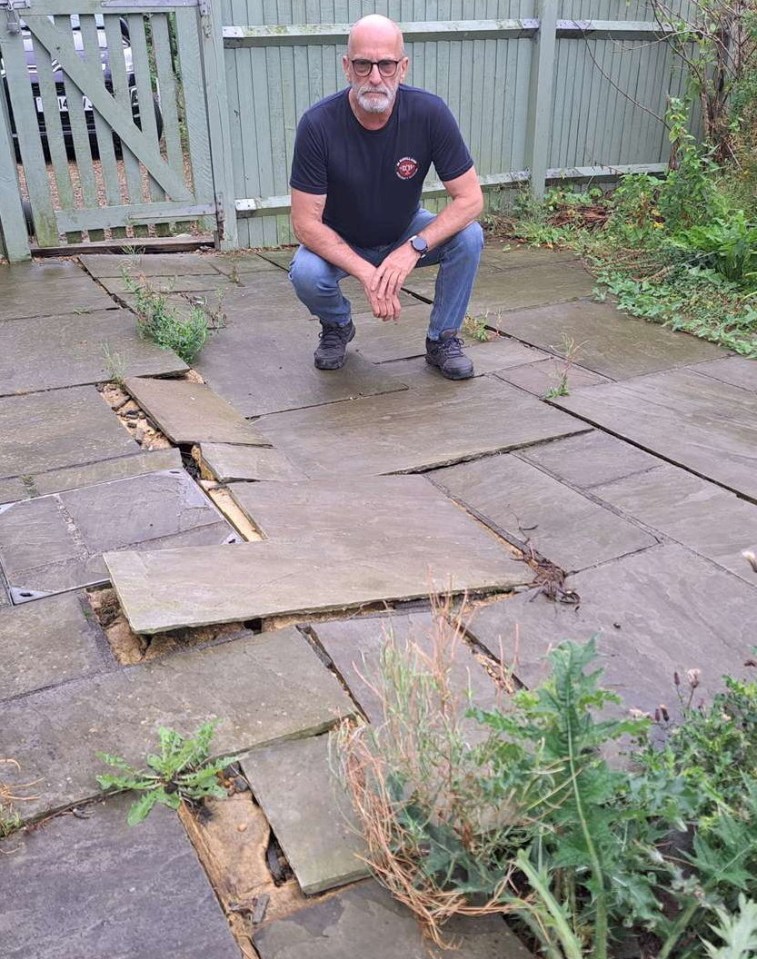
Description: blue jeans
xmin=288 ymin=209 xmax=484 ymax=341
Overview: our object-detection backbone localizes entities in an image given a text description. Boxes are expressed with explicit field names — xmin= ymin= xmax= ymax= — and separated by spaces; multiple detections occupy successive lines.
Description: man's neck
xmin=348 ymin=89 xmax=395 ymax=130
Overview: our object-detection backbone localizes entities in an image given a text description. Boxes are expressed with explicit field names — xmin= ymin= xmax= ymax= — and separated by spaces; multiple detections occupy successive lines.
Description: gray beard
xmin=356 ymin=88 xmax=396 ymax=114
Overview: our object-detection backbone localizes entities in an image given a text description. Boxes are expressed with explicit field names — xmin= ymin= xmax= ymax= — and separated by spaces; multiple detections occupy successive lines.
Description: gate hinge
xmin=1 ymin=0 xmax=30 ymax=35
xmin=198 ymin=0 xmax=212 ymax=35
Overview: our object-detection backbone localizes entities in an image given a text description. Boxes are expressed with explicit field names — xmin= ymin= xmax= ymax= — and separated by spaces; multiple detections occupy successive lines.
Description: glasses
xmin=349 ymin=58 xmax=402 ymax=78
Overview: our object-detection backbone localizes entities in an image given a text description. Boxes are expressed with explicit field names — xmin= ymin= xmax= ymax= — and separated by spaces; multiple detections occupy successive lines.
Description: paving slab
xmin=352 ymin=303 xmax=433 ymax=362
xmin=0 ymin=592 xmax=109 ymax=700
xmin=212 ymin=252 xmax=283 ymax=277
xmin=689 ymin=355 xmax=757 ymax=392
xmin=79 ymin=251 xmax=225 ymax=278
xmin=101 ymin=273 xmax=237 ymax=295
xmin=554 ymin=368 xmax=757 ymax=501
xmin=253 ymin=880 xmax=533 ymax=959
xmin=123 ymin=376 xmax=270 ymax=446
xmin=0 ymin=386 xmax=138 ymax=481
xmin=0 ymin=796 xmax=240 ymax=959
xmin=105 ymin=476 xmax=533 ymax=634
xmin=0 ymin=469 xmax=234 ymax=600
xmin=241 ymin=734 xmax=370 ymax=894
xmin=402 ymin=260 xmax=595 ymax=317
xmin=465 ymin=544 xmax=756 ymax=714
xmin=199 ymin=442 xmax=304 ymax=482
xmin=432 ymin=453 xmax=656 ymax=572
xmin=499 ymin=301 xmax=727 ymax=379
xmin=0 ymin=260 xmax=118 ymax=320
xmin=26 ymin=447 xmax=182 ymax=498
xmin=516 ymin=430 xmax=660 ymax=489
xmin=253 ymin=377 xmax=590 ymax=476
xmin=0 ymin=309 xmax=187 ymax=396
xmin=194 ymin=313 xmax=408 ymax=418
xmin=311 ymin=611 xmax=500 ymax=726
xmin=0 ymin=477 xmax=27 ymax=505
xmin=592 ymin=464 xmax=757 ymax=585
xmin=0 ymin=627 xmax=355 ymax=820
xmin=494 ymin=358 xmax=611 ymax=395
xmin=379 ymin=341 xmax=550 ymax=383
xmin=480 ymin=245 xmax=582 ymax=271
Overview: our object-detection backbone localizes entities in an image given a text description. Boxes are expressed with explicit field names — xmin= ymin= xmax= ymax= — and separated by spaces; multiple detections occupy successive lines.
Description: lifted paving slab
xmin=0 ymin=386 xmax=138 ymax=481
xmin=0 ymin=628 xmax=355 ymax=820
xmin=0 ymin=592 xmax=110 ymax=700
xmin=432 ymin=453 xmax=657 ymax=572
xmin=0 ymin=309 xmax=187 ymax=396
xmin=241 ymin=733 xmax=370 ymax=895
xmin=516 ymin=431 xmax=659 ymax=489
xmin=199 ymin=443 xmax=304 ymax=482
xmin=592 ymin=464 xmax=757 ymax=584
xmin=0 ymin=469 xmax=234 ymax=600
xmin=0 ymin=261 xmax=118 ymax=321
xmin=499 ymin=301 xmax=727 ymax=379
xmin=105 ymin=476 xmax=533 ymax=634
xmin=124 ymin=376 xmax=270 ymax=446
xmin=465 ymin=543 xmax=756 ymax=714
xmin=253 ymin=377 xmax=590 ymax=476
xmin=554 ymin=368 xmax=757 ymax=501
xmin=194 ymin=313 xmax=408 ymax=418
xmin=0 ymin=796 xmax=240 ymax=959
xmin=253 ymin=880 xmax=533 ymax=959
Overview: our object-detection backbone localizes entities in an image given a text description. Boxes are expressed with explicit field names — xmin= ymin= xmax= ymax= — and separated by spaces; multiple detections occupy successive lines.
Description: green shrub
xmin=123 ymin=273 xmax=215 ymax=365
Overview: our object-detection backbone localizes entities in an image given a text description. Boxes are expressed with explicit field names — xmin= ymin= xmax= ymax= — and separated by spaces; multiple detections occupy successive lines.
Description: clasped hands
xmin=359 ymin=244 xmax=420 ymax=321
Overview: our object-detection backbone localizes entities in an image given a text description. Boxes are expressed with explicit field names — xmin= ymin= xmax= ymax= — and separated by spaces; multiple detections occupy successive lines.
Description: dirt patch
xmin=98 ymin=383 xmax=171 ymax=451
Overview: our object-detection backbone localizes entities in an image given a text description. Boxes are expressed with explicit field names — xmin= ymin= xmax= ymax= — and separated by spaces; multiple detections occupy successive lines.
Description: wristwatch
xmin=409 ymin=234 xmax=429 ymax=257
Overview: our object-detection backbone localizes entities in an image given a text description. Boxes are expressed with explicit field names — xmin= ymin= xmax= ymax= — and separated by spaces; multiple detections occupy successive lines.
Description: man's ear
xmin=341 ymin=54 xmax=351 ymax=79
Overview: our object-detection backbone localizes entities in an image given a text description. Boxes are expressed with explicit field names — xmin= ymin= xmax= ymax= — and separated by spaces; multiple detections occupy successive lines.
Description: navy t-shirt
xmin=290 ymin=85 xmax=473 ymax=247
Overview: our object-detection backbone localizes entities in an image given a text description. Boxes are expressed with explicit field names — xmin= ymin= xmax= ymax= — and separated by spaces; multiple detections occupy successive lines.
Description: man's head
xmin=343 ymin=15 xmax=408 ymax=117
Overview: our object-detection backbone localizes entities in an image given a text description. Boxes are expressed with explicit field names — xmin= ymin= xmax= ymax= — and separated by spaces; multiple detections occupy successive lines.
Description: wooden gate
xmin=0 ymin=0 xmax=236 ymax=260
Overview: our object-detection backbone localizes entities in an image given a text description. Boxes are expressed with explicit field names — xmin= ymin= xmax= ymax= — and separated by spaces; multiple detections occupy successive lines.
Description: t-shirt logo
xmin=395 ymin=156 xmax=419 ymax=180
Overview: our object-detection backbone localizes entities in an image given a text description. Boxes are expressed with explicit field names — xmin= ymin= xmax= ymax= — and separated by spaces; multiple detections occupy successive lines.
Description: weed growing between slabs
xmin=487 ymin=99 xmax=757 ymax=358
xmin=336 ymin=626 xmax=757 ymax=958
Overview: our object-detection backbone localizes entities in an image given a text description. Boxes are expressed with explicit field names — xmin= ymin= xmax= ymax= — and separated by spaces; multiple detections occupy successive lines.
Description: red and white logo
xmin=395 ymin=156 xmax=419 ymax=180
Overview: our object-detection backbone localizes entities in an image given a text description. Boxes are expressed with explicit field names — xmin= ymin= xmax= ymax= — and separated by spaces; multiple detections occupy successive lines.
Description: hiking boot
xmin=314 ymin=320 xmax=355 ymax=370
xmin=425 ymin=331 xmax=474 ymax=380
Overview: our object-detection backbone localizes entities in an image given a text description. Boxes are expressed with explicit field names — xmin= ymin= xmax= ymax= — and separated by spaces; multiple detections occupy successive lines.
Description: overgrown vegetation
xmin=123 ymin=272 xmax=223 ymax=365
xmin=338 ymin=627 xmax=757 ymax=958
xmin=0 ymin=758 xmax=39 ymax=838
xmin=97 ymin=721 xmax=240 ymax=825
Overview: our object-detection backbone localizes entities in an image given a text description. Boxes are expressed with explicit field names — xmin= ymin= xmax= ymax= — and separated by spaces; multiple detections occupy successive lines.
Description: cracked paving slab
xmin=105 ymin=476 xmax=533 ymax=634
xmin=252 ymin=376 xmax=590 ymax=476
xmin=0 ymin=468 xmax=235 ymax=600
xmin=0 ymin=795 xmax=240 ymax=959
xmin=0 ymin=627 xmax=355 ymax=821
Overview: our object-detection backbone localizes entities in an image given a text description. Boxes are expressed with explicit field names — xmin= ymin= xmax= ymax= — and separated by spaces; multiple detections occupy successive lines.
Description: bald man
xmin=288 ymin=14 xmax=484 ymax=380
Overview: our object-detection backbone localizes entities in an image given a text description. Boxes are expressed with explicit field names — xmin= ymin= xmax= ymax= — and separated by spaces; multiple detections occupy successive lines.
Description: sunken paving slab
xmin=0 ymin=469 xmax=234 ymax=600
xmin=0 ymin=309 xmax=187 ymax=396
xmin=500 ymin=300 xmax=727 ymax=379
xmin=554 ymin=368 xmax=757 ymax=501
xmin=199 ymin=443 xmax=304 ymax=482
xmin=105 ymin=476 xmax=533 ymax=634
xmin=494 ymin=358 xmax=610 ymax=395
xmin=0 ymin=796 xmax=240 ymax=959
xmin=253 ymin=377 xmax=590 ymax=476
xmin=432 ymin=453 xmax=656 ymax=572
xmin=0 ymin=386 xmax=138 ymax=481
xmin=312 ymin=611 xmax=500 ymax=726
xmin=465 ymin=543 xmax=756 ymax=714
xmin=194 ymin=313 xmax=408 ymax=418
xmin=592 ymin=464 xmax=757 ymax=585
xmin=253 ymin=880 xmax=533 ymax=959
xmin=0 ymin=592 xmax=110 ymax=701
xmin=79 ymin=251 xmax=225 ymax=278
xmin=241 ymin=733 xmax=370 ymax=895
xmin=0 ymin=260 xmax=118 ymax=321
xmin=690 ymin=355 xmax=757 ymax=392
xmin=124 ymin=376 xmax=270 ymax=446
xmin=402 ymin=259 xmax=595 ymax=316
xmin=0 ymin=627 xmax=355 ymax=820
xmin=516 ymin=431 xmax=660 ymax=489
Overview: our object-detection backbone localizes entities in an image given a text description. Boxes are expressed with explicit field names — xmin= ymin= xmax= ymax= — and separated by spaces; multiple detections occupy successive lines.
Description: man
xmin=288 ymin=14 xmax=484 ymax=380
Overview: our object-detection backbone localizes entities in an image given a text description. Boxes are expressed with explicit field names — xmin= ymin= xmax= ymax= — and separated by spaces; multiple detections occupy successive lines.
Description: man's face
xmin=343 ymin=33 xmax=408 ymax=115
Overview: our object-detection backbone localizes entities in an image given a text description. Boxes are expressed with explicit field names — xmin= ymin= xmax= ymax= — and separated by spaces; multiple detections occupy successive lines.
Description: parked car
xmin=2 ymin=14 xmax=162 ymax=161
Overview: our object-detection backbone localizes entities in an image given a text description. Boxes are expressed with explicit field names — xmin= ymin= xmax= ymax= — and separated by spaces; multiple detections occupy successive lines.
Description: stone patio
xmin=1 ymin=243 xmax=754 ymax=959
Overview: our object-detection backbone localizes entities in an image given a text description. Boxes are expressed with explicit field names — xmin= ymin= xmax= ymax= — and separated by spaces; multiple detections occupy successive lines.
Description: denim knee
xmin=289 ymin=247 xmax=337 ymax=299
xmin=452 ymin=221 xmax=484 ymax=259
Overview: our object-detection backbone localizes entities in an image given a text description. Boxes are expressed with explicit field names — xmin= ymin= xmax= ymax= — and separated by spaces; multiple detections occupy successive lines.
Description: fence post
xmin=0 ymin=74 xmax=31 ymax=262
xmin=525 ymin=0 xmax=558 ymax=199
xmin=200 ymin=0 xmax=238 ymax=250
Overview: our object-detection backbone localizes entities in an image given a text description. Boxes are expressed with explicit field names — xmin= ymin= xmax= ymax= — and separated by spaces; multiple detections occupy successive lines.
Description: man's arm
xmin=371 ymin=167 xmax=484 ymax=303
xmin=290 ymin=189 xmax=402 ymax=319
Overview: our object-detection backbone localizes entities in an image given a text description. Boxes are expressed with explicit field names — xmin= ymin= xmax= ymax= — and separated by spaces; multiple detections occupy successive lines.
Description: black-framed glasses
xmin=349 ymin=58 xmax=402 ymax=78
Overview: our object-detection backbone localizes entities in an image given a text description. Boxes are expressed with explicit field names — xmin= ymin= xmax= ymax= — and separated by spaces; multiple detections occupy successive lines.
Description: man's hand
xmin=367 ymin=244 xmax=420 ymax=321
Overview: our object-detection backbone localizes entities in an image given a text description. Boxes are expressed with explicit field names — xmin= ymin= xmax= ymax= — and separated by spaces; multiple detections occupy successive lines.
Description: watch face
xmin=411 ymin=236 xmax=427 ymax=253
